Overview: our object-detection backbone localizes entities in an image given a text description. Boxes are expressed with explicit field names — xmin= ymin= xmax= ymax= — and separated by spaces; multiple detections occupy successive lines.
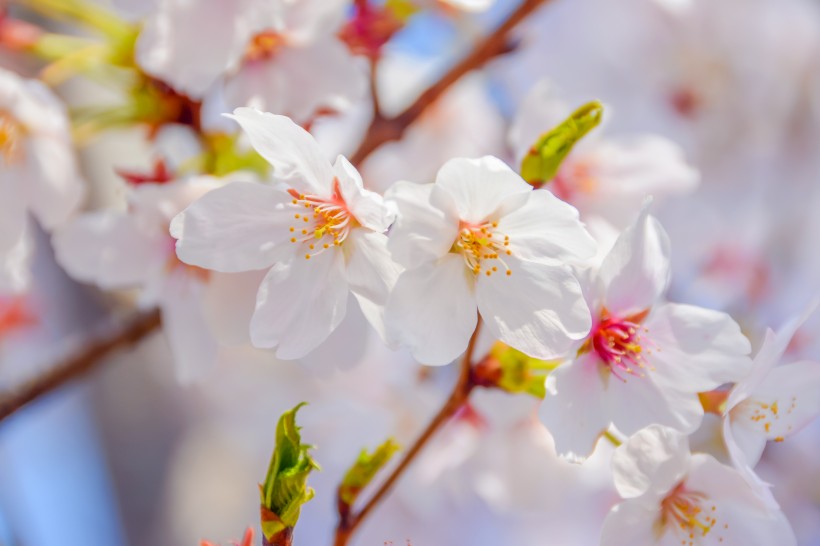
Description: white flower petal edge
xmin=724 ymin=300 xmax=820 ymax=468
xmin=172 ymin=109 xmax=398 ymax=358
xmin=602 ymin=425 xmax=795 ymax=546
xmin=386 ymin=156 xmax=595 ymax=365
xmin=541 ymin=207 xmax=751 ymax=461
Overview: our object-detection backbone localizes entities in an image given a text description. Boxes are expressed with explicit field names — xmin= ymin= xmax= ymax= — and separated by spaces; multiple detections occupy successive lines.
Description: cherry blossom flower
xmin=54 ymin=177 xmax=231 ymax=383
xmin=0 ymin=67 xmax=85 ymax=292
xmin=540 ymin=206 xmax=751 ymax=461
xmin=509 ymin=80 xmax=699 ymax=230
xmin=171 ymin=108 xmax=399 ymax=359
xmin=136 ymin=0 xmax=364 ymax=124
xmin=723 ymin=301 xmax=820 ymax=469
xmin=602 ymin=424 xmax=795 ymax=546
xmin=385 ymin=155 xmax=596 ymax=365
xmin=200 ymin=527 xmax=254 ymax=546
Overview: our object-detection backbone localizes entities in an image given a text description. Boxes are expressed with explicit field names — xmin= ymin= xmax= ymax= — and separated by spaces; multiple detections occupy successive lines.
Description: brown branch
xmin=348 ymin=0 xmax=549 ymax=166
xmin=0 ymin=308 xmax=162 ymax=422
xmin=334 ymin=321 xmax=481 ymax=546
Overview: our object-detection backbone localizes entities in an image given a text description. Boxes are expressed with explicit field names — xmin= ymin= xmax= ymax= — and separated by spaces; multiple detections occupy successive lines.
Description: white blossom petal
xmin=136 ymin=0 xmax=255 ymax=97
xmin=160 ymin=273 xmax=219 ymax=384
xmin=385 ymin=254 xmax=477 ymax=366
xmin=611 ymin=424 xmax=690 ymax=499
xmin=250 ymin=248 xmax=348 ymax=359
xmin=344 ymin=230 xmax=401 ymax=345
xmin=333 ymin=156 xmax=394 ymax=233
xmin=648 ymin=302 xmax=752 ymax=392
xmin=598 ymin=205 xmax=671 ymax=315
xmin=434 ymin=156 xmax=531 ymax=224
xmin=53 ymin=211 xmax=168 ymax=289
xmin=227 ymin=108 xmax=334 ymax=196
xmin=496 ymin=188 xmax=597 ymax=264
xmin=476 ymin=255 xmax=591 ymax=359
xmin=170 ymin=181 xmax=296 ymax=273
xmin=540 ymin=354 xmax=609 ymax=461
xmin=385 ymin=181 xmax=459 ymax=269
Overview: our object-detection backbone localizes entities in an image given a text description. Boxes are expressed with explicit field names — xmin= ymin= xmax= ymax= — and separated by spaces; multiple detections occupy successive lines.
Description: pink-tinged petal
xmin=476 ymin=255 xmax=590 ymax=360
xmin=572 ymin=136 xmax=699 ymax=228
xmin=647 ymin=303 xmax=752 ymax=392
xmin=250 ymin=247 xmax=348 ymax=359
xmin=600 ymin=499 xmax=661 ymax=546
xmin=728 ymin=300 xmax=820 ymax=411
xmin=343 ymin=230 xmax=401 ymax=345
xmin=333 ymin=156 xmax=394 ymax=233
xmin=722 ymin=417 xmax=779 ymax=510
xmin=135 ymin=0 xmax=254 ymax=97
xmin=22 ymin=135 xmax=85 ymax=229
xmin=201 ymin=270 xmax=266 ymax=346
xmin=434 ymin=156 xmax=531 ymax=224
xmin=53 ymin=211 xmax=167 ymax=289
xmin=684 ymin=455 xmax=795 ymax=545
xmin=170 ymin=181 xmax=295 ymax=273
xmin=598 ymin=205 xmax=671 ymax=315
xmin=385 ymin=181 xmax=459 ymax=269
xmin=159 ymin=273 xmax=219 ymax=384
xmin=736 ymin=361 xmax=820 ymax=443
xmin=611 ymin=424 xmax=690 ymax=499
xmin=725 ymin=414 xmax=768 ymax=471
xmin=606 ymin=374 xmax=704 ymax=439
xmin=385 ymin=254 xmax=477 ymax=366
xmin=726 ymin=329 xmax=779 ymax=412
xmin=496 ymin=188 xmax=597 ymax=265
xmin=228 ymin=38 xmax=364 ymax=124
xmin=227 ymin=108 xmax=334 ymax=196
xmin=540 ymin=355 xmax=608 ymax=461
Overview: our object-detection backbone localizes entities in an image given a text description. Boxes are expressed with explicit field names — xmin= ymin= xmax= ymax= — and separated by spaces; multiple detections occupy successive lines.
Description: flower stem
xmin=348 ymin=0 xmax=551 ymax=166
xmin=333 ymin=320 xmax=482 ymax=546
xmin=0 ymin=309 xmax=161 ymax=422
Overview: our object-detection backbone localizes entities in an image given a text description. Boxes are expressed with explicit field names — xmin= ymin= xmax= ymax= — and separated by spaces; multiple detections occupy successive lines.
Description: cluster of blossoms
xmin=1 ymin=0 xmax=819 ymax=545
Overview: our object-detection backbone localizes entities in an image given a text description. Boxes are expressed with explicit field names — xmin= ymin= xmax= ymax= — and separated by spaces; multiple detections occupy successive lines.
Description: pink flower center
xmin=0 ymin=111 xmax=24 ymax=164
xmin=584 ymin=309 xmax=652 ymax=380
xmin=659 ymin=482 xmax=725 ymax=544
xmin=287 ymin=178 xmax=355 ymax=260
xmin=453 ymin=220 xmax=513 ymax=277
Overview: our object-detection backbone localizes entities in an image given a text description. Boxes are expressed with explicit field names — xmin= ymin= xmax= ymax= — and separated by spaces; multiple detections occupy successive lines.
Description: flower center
xmin=0 ymin=111 xmax=24 ymax=164
xmin=287 ymin=178 xmax=354 ymax=260
xmin=452 ymin=221 xmax=512 ymax=277
xmin=552 ymin=159 xmax=598 ymax=201
xmin=245 ymin=31 xmax=287 ymax=62
xmin=582 ymin=309 xmax=652 ymax=380
xmin=733 ymin=396 xmax=797 ymax=442
xmin=659 ymin=482 xmax=724 ymax=544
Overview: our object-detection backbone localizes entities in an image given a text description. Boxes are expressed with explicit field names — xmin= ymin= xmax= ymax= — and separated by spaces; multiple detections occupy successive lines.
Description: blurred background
xmin=1 ymin=0 xmax=820 ymax=544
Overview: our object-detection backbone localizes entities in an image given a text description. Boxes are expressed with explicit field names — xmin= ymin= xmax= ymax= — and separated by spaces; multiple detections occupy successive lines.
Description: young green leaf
xmin=337 ymin=438 xmax=401 ymax=515
xmin=259 ymin=403 xmax=320 ymax=545
xmin=520 ymin=101 xmax=604 ymax=187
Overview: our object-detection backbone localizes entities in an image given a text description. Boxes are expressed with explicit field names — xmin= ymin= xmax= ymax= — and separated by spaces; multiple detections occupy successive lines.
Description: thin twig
xmin=0 ymin=308 xmax=162 ymax=422
xmin=348 ymin=0 xmax=549 ymax=166
xmin=334 ymin=321 xmax=482 ymax=546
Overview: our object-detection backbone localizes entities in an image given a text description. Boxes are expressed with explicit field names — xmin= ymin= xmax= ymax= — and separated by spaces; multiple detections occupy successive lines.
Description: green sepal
xmin=259 ymin=403 xmax=320 ymax=541
xmin=519 ymin=101 xmax=604 ymax=187
xmin=488 ymin=342 xmax=561 ymax=399
xmin=204 ymin=133 xmax=271 ymax=178
xmin=338 ymin=438 xmax=401 ymax=511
